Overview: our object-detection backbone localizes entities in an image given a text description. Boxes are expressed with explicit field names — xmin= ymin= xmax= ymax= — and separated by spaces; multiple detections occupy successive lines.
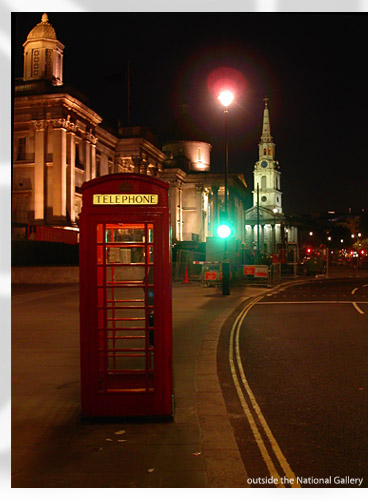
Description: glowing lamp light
xmin=218 ymin=90 xmax=234 ymax=107
xmin=217 ymin=224 xmax=231 ymax=239
xmin=306 ymin=248 xmax=312 ymax=254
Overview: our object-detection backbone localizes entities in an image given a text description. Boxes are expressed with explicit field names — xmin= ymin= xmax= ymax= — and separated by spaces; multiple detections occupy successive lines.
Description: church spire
xmin=258 ymin=97 xmax=275 ymax=161
xmin=253 ymin=97 xmax=282 ymax=214
xmin=260 ymin=97 xmax=273 ymax=142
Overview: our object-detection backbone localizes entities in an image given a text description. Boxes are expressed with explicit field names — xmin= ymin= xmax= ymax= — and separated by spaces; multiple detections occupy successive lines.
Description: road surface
xmin=218 ymin=277 xmax=368 ymax=488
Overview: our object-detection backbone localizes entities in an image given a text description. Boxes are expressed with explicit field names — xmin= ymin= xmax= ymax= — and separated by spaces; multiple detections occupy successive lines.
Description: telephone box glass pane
xmin=106 ymin=267 xmax=145 ymax=283
xmin=106 ymin=286 xmax=145 ymax=301
xmin=106 ymin=247 xmax=145 ymax=264
xmin=148 ymin=246 xmax=154 ymax=264
xmin=106 ymin=224 xmax=145 ymax=243
xmin=97 ymin=222 xmax=155 ymax=393
xmin=148 ymin=224 xmax=154 ymax=243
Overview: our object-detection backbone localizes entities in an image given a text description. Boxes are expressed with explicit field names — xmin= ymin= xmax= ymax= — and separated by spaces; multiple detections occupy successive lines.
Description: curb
xmin=195 ymin=290 xmax=270 ymax=487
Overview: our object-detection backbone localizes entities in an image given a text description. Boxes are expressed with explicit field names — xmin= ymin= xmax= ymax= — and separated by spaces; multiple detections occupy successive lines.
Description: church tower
xmin=253 ymin=98 xmax=282 ymax=214
xmin=22 ymin=13 xmax=64 ymax=86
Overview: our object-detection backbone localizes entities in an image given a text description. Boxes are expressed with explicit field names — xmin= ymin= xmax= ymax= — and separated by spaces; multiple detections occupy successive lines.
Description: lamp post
xmin=218 ymin=90 xmax=234 ymax=296
xmin=272 ymin=208 xmax=277 ymax=254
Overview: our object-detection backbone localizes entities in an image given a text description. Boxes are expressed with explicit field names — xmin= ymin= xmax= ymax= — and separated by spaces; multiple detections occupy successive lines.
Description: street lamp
xmin=218 ymin=89 xmax=234 ymax=296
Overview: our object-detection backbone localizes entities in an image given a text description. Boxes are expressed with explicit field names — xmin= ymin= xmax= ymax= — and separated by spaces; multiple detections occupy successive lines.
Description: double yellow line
xmin=229 ymin=295 xmax=301 ymax=488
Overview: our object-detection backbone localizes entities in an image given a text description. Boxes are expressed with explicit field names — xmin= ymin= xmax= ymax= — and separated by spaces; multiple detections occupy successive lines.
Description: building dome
xmin=23 ymin=13 xmax=64 ymax=86
xmin=163 ymin=105 xmax=212 ymax=172
xmin=26 ymin=13 xmax=57 ymax=40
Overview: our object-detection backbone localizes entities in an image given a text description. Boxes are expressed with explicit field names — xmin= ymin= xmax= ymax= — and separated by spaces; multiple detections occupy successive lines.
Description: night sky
xmin=12 ymin=12 xmax=368 ymax=216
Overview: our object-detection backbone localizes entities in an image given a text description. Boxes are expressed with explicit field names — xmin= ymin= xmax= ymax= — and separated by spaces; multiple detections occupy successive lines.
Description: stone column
xmin=91 ymin=143 xmax=96 ymax=179
xmin=211 ymin=185 xmax=219 ymax=234
xmin=261 ymin=225 xmax=265 ymax=253
xmin=66 ymin=129 xmax=76 ymax=224
xmin=170 ymin=180 xmax=182 ymax=243
xmin=85 ymin=138 xmax=91 ymax=182
xmin=86 ymin=129 xmax=97 ymax=179
xmin=272 ymin=224 xmax=276 ymax=253
xmin=33 ymin=120 xmax=47 ymax=222
xmin=140 ymin=158 xmax=149 ymax=175
xmin=132 ymin=155 xmax=142 ymax=174
xmin=52 ymin=120 xmax=67 ymax=221
xmin=195 ymin=183 xmax=203 ymax=240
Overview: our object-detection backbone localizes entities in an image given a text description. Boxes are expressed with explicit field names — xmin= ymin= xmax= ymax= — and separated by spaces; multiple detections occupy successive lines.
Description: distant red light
xmin=306 ymin=248 xmax=312 ymax=254
xmin=360 ymin=249 xmax=366 ymax=255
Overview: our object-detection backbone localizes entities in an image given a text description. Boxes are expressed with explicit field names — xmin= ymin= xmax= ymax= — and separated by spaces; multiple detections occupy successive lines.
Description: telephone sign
xmin=79 ymin=174 xmax=173 ymax=418
xmin=93 ymin=193 xmax=159 ymax=205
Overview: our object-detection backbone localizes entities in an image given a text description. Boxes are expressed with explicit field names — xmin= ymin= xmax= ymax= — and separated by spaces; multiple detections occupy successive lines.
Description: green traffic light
xmin=217 ymin=224 xmax=231 ymax=239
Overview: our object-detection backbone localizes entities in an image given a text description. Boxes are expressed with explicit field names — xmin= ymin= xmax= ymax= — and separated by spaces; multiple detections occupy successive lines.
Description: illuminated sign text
xmin=93 ymin=194 xmax=159 ymax=205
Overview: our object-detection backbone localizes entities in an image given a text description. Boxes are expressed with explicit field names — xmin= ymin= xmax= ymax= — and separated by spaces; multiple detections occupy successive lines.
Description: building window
xmin=268 ymin=147 xmax=271 ymax=155
xmin=261 ymin=176 xmax=267 ymax=190
xmin=32 ymin=49 xmax=40 ymax=77
xmin=16 ymin=137 xmax=26 ymax=160
xmin=96 ymin=155 xmax=101 ymax=177
xmin=75 ymin=143 xmax=85 ymax=169
xmin=108 ymin=158 xmax=114 ymax=174
xmin=264 ymin=148 xmax=267 ymax=155
xmin=197 ymin=148 xmax=202 ymax=162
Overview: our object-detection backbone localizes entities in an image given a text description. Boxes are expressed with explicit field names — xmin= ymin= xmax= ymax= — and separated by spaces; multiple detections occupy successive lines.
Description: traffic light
xmin=306 ymin=247 xmax=312 ymax=254
xmin=217 ymin=223 xmax=231 ymax=239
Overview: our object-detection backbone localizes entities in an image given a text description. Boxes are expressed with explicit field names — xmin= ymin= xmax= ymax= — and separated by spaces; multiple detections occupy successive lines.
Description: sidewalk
xmin=12 ymin=281 xmax=265 ymax=488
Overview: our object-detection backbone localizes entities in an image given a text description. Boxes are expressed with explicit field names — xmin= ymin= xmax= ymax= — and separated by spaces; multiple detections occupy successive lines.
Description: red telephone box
xmin=79 ymin=174 xmax=172 ymax=417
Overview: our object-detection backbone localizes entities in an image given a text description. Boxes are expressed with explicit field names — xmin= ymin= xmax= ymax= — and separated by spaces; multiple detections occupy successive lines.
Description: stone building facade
xmin=13 ymin=14 xmax=249 ymax=249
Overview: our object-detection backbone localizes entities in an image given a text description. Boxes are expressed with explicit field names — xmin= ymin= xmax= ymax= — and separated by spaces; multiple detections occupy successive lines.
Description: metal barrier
xmin=269 ymin=263 xmax=282 ymax=287
xmin=197 ymin=261 xmax=221 ymax=287
xmin=194 ymin=262 xmax=282 ymax=288
xmin=174 ymin=249 xmax=205 ymax=281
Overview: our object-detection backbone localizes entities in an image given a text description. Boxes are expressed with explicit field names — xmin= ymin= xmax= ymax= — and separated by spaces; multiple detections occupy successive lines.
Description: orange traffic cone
xmin=184 ymin=267 xmax=189 ymax=284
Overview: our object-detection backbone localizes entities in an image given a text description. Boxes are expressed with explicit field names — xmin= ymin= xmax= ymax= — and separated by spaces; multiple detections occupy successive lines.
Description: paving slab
xmin=11 ymin=280 xmax=267 ymax=487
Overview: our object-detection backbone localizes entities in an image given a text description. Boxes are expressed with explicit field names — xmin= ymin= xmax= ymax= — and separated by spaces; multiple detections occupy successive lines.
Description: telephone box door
xmin=79 ymin=174 xmax=172 ymax=417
